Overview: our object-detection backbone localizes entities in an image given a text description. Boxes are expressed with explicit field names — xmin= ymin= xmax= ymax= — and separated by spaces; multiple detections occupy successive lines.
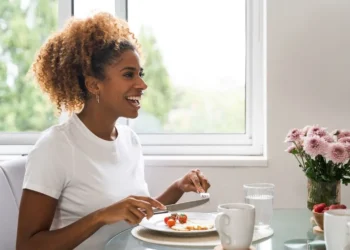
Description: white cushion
xmin=0 ymin=156 xmax=26 ymax=250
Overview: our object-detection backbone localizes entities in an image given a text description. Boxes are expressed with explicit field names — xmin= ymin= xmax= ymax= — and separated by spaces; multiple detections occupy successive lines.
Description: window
xmin=0 ymin=0 xmax=265 ymax=161
xmin=125 ymin=0 xmax=265 ymax=156
xmin=0 ymin=0 xmax=59 ymax=133
xmin=0 ymin=0 xmax=64 ymax=155
xmin=73 ymin=0 xmax=116 ymax=18
xmin=128 ymin=0 xmax=246 ymax=135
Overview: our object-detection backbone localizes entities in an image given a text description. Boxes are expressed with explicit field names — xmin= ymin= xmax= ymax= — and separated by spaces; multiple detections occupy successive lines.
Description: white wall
xmin=145 ymin=0 xmax=350 ymax=211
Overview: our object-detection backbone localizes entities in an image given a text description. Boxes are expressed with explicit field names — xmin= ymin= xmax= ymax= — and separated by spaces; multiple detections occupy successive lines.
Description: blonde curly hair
xmin=31 ymin=12 xmax=140 ymax=114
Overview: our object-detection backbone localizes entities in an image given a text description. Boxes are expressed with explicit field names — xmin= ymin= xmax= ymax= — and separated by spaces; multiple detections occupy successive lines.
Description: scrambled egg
xmin=170 ymin=220 xmax=214 ymax=231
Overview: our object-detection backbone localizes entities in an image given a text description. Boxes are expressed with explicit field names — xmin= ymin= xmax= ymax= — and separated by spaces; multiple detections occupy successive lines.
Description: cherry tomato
xmin=178 ymin=214 xmax=187 ymax=224
xmin=164 ymin=216 xmax=170 ymax=224
xmin=167 ymin=218 xmax=176 ymax=227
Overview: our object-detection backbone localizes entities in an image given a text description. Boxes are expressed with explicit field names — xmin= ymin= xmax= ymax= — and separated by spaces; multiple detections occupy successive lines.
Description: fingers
xmin=133 ymin=200 xmax=153 ymax=219
xmin=189 ymin=171 xmax=205 ymax=193
xmin=129 ymin=199 xmax=154 ymax=219
xmin=182 ymin=183 xmax=197 ymax=193
xmin=125 ymin=211 xmax=140 ymax=225
xmin=132 ymin=196 xmax=166 ymax=209
xmin=196 ymin=170 xmax=211 ymax=192
xmin=130 ymin=206 xmax=147 ymax=222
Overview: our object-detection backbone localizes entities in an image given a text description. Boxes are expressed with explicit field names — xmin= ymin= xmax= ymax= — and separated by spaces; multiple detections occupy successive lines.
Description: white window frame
xmin=0 ymin=0 xmax=266 ymax=164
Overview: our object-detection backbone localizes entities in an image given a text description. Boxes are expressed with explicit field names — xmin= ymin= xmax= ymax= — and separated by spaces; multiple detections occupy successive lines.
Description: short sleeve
xmin=23 ymin=129 xmax=73 ymax=199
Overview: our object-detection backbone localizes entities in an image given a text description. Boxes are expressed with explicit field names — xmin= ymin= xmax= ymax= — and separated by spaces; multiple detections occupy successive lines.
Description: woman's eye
xmin=124 ymin=72 xmax=134 ymax=78
xmin=123 ymin=71 xmax=145 ymax=79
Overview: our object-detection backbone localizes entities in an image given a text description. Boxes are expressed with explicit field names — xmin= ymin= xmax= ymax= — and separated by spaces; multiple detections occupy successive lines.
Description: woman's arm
xmin=156 ymin=169 xmax=211 ymax=205
xmin=16 ymin=189 xmax=104 ymax=250
xmin=17 ymin=190 xmax=164 ymax=250
xmin=156 ymin=181 xmax=184 ymax=205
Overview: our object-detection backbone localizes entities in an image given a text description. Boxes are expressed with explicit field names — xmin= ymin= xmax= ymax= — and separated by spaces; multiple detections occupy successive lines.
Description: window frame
xmin=0 ymin=0 xmax=266 ymax=160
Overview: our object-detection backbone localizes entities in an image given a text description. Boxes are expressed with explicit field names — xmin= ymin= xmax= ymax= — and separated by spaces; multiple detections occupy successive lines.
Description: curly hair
xmin=31 ymin=12 xmax=140 ymax=114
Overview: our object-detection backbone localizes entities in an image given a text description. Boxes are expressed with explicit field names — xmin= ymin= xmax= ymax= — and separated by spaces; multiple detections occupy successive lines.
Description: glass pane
xmin=72 ymin=0 xmax=130 ymax=125
xmin=0 ymin=0 xmax=59 ymax=132
xmin=73 ymin=0 xmax=115 ymax=18
xmin=127 ymin=0 xmax=246 ymax=133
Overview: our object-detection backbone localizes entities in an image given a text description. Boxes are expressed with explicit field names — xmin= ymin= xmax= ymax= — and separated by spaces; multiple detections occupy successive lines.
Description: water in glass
xmin=244 ymin=183 xmax=275 ymax=230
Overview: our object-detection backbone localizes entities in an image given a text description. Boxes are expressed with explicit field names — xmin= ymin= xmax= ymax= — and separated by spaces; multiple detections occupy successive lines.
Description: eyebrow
xmin=120 ymin=67 xmax=143 ymax=72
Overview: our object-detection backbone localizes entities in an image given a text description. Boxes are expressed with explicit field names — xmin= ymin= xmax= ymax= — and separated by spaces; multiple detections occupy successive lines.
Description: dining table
xmin=105 ymin=208 xmax=326 ymax=250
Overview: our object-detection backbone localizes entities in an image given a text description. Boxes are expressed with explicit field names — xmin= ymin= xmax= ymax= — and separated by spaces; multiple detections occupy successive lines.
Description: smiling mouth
xmin=125 ymin=96 xmax=141 ymax=108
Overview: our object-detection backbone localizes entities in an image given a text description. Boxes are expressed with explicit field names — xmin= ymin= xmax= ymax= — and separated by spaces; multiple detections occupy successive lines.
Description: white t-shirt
xmin=23 ymin=113 xmax=150 ymax=249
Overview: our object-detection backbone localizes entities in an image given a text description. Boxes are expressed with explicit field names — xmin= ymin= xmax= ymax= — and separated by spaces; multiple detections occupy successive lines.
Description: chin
xmin=123 ymin=112 xmax=139 ymax=119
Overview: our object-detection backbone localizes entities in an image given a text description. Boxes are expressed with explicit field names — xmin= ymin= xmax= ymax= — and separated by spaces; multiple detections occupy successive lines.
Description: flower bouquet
xmin=284 ymin=125 xmax=350 ymax=210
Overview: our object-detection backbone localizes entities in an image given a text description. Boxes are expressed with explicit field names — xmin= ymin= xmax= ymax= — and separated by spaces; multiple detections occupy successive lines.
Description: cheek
xmin=104 ymin=88 xmax=124 ymax=103
xmin=101 ymin=77 xmax=131 ymax=105
xmin=102 ymin=80 xmax=124 ymax=100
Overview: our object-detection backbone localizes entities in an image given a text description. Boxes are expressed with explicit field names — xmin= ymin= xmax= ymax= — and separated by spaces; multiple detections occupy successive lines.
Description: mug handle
xmin=215 ymin=212 xmax=231 ymax=246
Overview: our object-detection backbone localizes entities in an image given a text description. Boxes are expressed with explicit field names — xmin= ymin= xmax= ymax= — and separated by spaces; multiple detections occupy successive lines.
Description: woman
xmin=16 ymin=12 xmax=210 ymax=250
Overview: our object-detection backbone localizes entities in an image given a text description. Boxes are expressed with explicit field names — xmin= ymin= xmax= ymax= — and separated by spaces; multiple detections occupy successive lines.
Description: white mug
xmin=324 ymin=209 xmax=350 ymax=250
xmin=215 ymin=203 xmax=255 ymax=250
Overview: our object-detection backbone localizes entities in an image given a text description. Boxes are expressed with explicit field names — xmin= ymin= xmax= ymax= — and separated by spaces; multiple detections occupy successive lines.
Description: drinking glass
xmin=243 ymin=183 xmax=275 ymax=230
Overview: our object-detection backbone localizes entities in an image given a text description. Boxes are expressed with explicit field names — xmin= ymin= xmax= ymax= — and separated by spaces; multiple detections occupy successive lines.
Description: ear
xmin=85 ymin=76 xmax=100 ymax=95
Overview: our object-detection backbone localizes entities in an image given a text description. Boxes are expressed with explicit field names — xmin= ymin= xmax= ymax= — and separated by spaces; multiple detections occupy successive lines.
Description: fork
xmin=199 ymin=192 xmax=210 ymax=199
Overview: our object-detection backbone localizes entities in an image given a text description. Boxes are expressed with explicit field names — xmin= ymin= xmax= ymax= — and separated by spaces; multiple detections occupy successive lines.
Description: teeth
xmin=126 ymin=96 xmax=141 ymax=101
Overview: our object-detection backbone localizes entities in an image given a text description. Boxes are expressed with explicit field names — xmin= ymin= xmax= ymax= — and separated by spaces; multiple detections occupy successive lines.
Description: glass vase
xmin=307 ymin=178 xmax=340 ymax=210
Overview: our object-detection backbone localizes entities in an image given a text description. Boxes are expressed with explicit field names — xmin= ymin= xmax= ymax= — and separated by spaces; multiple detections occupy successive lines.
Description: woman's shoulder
xmin=32 ymin=123 xmax=73 ymax=154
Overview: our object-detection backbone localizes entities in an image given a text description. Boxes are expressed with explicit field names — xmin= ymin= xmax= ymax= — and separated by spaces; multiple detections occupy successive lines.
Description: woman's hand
xmin=176 ymin=169 xmax=211 ymax=193
xmin=100 ymin=195 xmax=166 ymax=225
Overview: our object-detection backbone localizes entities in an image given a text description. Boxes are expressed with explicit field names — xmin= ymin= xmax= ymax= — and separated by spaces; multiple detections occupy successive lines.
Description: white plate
xmin=139 ymin=212 xmax=217 ymax=236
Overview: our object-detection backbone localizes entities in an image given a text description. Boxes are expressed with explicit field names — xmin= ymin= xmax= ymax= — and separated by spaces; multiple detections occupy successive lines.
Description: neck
xmin=77 ymin=101 xmax=118 ymax=141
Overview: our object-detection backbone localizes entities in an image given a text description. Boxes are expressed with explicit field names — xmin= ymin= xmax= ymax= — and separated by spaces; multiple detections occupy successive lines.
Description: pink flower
xmin=339 ymin=137 xmax=350 ymax=144
xmin=339 ymin=137 xmax=350 ymax=154
xmin=302 ymin=125 xmax=312 ymax=136
xmin=327 ymin=143 xmax=349 ymax=164
xmin=323 ymin=134 xmax=335 ymax=143
xmin=285 ymin=145 xmax=297 ymax=153
xmin=304 ymin=136 xmax=328 ymax=158
xmin=307 ymin=125 xmax=327 ymax=137
xmin=285 ymin=128 xmax=303 ymax=143
xmin=337 ymin=130 xmax=350 ymax=139
xmin=344 ymin=145 xmax=350 ymax=155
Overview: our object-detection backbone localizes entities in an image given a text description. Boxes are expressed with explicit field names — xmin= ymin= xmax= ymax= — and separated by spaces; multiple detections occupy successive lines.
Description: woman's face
xmin=98 ymin=49 xmax=147 ymax=119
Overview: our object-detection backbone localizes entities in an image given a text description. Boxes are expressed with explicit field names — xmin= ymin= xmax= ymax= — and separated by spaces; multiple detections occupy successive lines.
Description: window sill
xmin=0 ymin=154 xmax=268 ymax=167
xmin=144 ymin=155 xmax=268 ymax=167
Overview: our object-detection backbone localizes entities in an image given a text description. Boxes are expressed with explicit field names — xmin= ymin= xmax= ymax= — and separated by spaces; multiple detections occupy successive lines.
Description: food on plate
xmin=164 ymin=216 xmax=170 ymax=224
xmin=163 ymin=213 xmax=214 ymax=231
xmin=170 ymin=213 xmax=178 ymax=219
xmin=171 ymin=222 xmax=214 ymax=231
xmin=313 ymin=203 xmax=347 ymax=213
xmin=178 ymin=214 xmax=187 ymax=224
xmin=166 ymin=218 xmax=176 ymax=227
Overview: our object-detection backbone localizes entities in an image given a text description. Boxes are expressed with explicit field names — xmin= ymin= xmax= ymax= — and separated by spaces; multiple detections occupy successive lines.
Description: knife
xmin=153 ymin=198 xmax=210 ymax=214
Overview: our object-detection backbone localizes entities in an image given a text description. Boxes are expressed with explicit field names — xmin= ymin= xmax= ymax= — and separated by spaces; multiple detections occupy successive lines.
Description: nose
xmin=136 ymin=78 xmax=148 ymax=90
